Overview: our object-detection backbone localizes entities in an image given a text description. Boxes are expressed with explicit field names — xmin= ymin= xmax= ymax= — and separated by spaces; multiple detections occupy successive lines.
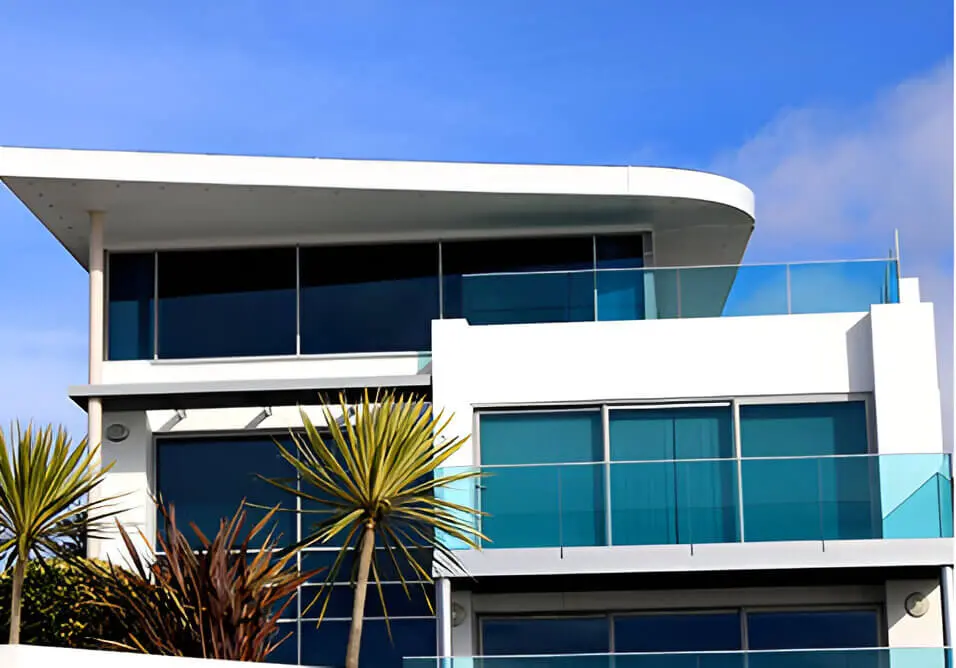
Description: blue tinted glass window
xmin=155 ymin=435 xmax=297 ymax=548
xmin=265 ymin=623 xmax=298 ymax=665
xmin=301 ymin=618 xmax=436 ymax=668
xmin=300 ymin=243 xmax=439 ymax=354
xmin=596 ymin=234 xmax=646 ymax=321
xmin=302 ymin=583 xmax=434 ymax=619
xmin=746 ymin=610 xmax=879 ymax=650
xmin=613 ymin=612 xmax=742 ymax=652
xmin=609 ymin=407 xmax=738 ymax=545
xmin=481 ymin=616 xmax=610 ymax=655
xmin=740 ymin=401 xmax=869 ymax=458
xmin=157 ymin=248 xmax=296 ymax=358
xmin=479 ymin=411 xmax=605 ymax=548
xmin=442 ymin=236 xmax=594 ymax=325
xmin=107 ymin=252 xmax=154 ymax=360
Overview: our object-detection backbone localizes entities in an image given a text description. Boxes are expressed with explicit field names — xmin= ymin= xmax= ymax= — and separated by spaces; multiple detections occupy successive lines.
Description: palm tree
xmin=264 ymin=391 xmax=485 ymax=668
xmin=0 ymin=423 xmax=121 ymax=643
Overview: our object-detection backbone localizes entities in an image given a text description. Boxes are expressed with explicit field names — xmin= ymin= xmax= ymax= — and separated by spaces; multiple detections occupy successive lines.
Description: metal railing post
xmin=786 ymin=262 xmax=792 ymax=315
xmin=676 ymin=268 xmax=682 ymax=318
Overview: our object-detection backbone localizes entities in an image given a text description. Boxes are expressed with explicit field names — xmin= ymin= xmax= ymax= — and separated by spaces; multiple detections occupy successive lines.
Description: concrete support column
xmin=436 ymin=577 xmax=452 ymax=660
xmin=87 ymin=211 xmax=105 ymax=560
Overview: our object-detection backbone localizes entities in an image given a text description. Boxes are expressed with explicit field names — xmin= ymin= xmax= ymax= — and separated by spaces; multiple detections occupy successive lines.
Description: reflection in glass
xmin=300 ymin=243 xmax=439 ymax=354
xmin=107 ymin=252 xmax=155 ymax=360
xmin=157 ymin=248 xmax=296 ymax=358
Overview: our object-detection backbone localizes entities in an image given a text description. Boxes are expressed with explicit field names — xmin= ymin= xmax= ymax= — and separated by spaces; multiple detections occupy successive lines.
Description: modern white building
xmin=1 ymin=146 xmax=952 ymax=668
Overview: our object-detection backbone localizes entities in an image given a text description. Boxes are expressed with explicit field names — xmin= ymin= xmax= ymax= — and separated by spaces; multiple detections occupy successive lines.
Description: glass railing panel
xmin=456 ymin=271 xmax=594 ymax=325
xmin=596 ymin=268 xmax=649 ymax=321
xmin=789 ymin=259 xmax=899 ymax=314
xmin=610 ymin=460 xmax=739 ymax=546
xmin=404 ymin=649 xmax=950 ymax=668
xmin=819 ymin=456 xmax=883 ymax=540
xmin=479 ymin=465 xmax=561 ymax=548
xmin=705 ymin=264 xmax=790 ymax=317
xmin=741 ymin=457 xmax=823 ymax=542
xmin=559 ymin=463 xmax=607 ymax=547
xmin=882 ymin=454 xmax=953 ymax=539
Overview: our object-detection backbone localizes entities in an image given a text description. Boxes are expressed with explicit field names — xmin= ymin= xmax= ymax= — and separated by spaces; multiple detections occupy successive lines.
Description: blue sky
xmin=0 ymin=1 xmax=952 ymax=440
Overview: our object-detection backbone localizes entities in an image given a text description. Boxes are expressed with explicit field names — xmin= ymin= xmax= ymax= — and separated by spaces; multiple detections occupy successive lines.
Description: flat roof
xmin=0 ymin=147 xmax=756 ymax=268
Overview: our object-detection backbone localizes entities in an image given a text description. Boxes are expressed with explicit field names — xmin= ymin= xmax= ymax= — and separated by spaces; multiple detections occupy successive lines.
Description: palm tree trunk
xmin=8 ymin=558 xmax=26 ymax=644
xmin=345 ymin=522 xmax=376 ymax=668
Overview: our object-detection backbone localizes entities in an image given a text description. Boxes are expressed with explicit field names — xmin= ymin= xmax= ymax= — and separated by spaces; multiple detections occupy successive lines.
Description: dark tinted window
xmin=300 ymin=243 xmax=439 ymax=354
xmin=481 ymin=616 xmax=610 ymax=655
xmin=442 ymin=236 xmax=594 ymax=325
xmin=614 ymin=612 xmax=742 ymax=652
xmin=155 ymin=435 xmax=297 ymax=548
xmin=301 ymin=618 xmax=436 ymax=668
xmin=157 ymin=248 xmax=296 ymax=358
xmin=746 ymin=610 xmax=879 ymax=650
xmin=107 ymin=252 xmax=154 ymax=360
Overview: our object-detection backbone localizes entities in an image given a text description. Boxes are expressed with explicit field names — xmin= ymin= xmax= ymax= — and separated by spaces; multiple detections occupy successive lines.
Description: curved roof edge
xmin=0 ymin=146 xmax=755 ymax=220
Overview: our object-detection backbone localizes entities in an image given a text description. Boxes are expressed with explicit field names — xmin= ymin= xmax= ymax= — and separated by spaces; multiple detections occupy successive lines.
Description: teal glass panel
xmin=596 ymin=269 xmax=645 ymax=321
xmin=480 ymin=412 xmax=604 ymax=465
xmin=479 ymin=412 xmax=604 ymax=548
xmin=457 ymin=272 xmax=594 ymax=324
xmin=609 ymin=407 xmax=734 ymax=461
xmin=609 ymin=407 xmax=737 ymax=545
xmin=741 ymin=458 xmax=821 ymax=542
xmin=709 ymin=264 xmax=789 ymax=317
xmin=789 ymin=259 xmax=900 ymax=314
xmin=820 ymin=456 xmax=882 ymax=539
xmin=739 ymin=402 xmax=869 ymax=458
xmin=883 ymin=455 xmax=953 ymax=539
xmin=610 ymin=460 xmax=739 ymax=545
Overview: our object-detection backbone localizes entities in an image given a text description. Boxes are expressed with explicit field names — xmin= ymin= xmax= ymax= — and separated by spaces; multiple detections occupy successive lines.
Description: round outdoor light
xmin=451 ymin=602 xmax=466 ymax=627
xmin=105 ymin=423 xmax=130 ymax=442
xmin=904 ymin=592 xmax=930 ymax=618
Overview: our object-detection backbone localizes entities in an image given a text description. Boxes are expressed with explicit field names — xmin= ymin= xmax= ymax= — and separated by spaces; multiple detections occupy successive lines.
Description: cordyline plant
xmin=74 ymin=502 xmax=319 ymax=661
xmin=263 ymin=391 xmax=485 ymax=668
xmin=0 ymin=422 xmax=123 ymax=644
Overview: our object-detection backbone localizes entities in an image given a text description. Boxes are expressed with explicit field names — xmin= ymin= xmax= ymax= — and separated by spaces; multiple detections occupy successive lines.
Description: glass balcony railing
xmin=405 ymin=647 xmax=953 ymax=668
xmin=437 ymin=454 xmax=952 ymax=550
xmin=456 ymin=259 xmax=899 ymax=325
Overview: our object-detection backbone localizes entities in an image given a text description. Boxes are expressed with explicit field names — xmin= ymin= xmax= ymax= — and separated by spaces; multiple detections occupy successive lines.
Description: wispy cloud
xmin=715 ymin=58 xmax=954 ymax=448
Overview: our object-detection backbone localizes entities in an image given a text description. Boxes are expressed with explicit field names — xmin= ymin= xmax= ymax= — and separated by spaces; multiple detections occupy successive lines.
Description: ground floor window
xmin=479 ymin=608 xmax=880 ymax=656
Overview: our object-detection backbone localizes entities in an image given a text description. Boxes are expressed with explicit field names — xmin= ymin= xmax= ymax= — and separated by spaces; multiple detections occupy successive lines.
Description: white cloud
xmin=715 ymin=59 xmax=954 ymax=449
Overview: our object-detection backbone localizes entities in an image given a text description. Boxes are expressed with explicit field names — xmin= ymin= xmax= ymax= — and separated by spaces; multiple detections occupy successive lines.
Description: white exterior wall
xmin=886 ymin=579 xmax=945 ymax=647
xmin=101 ymin=351 xmax=430 ymax=385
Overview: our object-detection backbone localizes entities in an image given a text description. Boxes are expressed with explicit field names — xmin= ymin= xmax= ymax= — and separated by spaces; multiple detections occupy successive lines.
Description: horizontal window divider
xmin=469 ymin=452 xmax=948 ymax=468
xmin=297 ymin=616 xmax=437 ymax=623
xmin=300 ymin=581 xmax=432 ymax=587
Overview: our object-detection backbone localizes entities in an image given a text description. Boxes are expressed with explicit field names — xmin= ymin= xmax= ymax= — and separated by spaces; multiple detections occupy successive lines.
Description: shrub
xmin=0 ymin=558 xmax=126 ymax=648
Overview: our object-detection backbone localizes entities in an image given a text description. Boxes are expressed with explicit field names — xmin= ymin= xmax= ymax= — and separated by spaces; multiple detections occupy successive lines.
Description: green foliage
xmin=0 ymin=559 xmax=126 ymax=648
xmin=264 ymin=391 xmax=484 ymax=668
xmin=0 ymin=422 xmax=124 ymax=643
xmin=72 ymin=502 xmax=319 ymax=661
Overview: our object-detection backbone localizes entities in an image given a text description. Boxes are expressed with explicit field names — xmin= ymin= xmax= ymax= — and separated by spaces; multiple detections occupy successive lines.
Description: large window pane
xmin=443 ymin=236 xmax=594 ymax=325
xmin=107 ymin=252 xmax=154 ymax=360
xmin=479 ymin=411 xmax=605 ymax=547
xmin=155 ymin=435 xmax=297 ymax=548
xmin=746 ymin=610 xmax=879 ymax=650
xmin=300 ymin=243 xmax=439 ymax=354
xmin=157 ymin=248 xmax=296 ymax=358
xmin=609 ymin=407 xmax=738 ymax=545
xmin=301 ymin=582 xmax=434 ymax=619
xmin=481 ymin=616 xmax=610 ymax=655
xmin=739 ymin=401 xmax=869 ymax=458
xmin=613 ymin=612 xmax=742 ymax=652
xmin=301 ymin=618 xmax=436 ymax=668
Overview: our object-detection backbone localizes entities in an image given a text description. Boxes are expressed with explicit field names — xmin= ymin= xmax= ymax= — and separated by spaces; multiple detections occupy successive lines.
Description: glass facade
xmin=155 ymin=434 xmax=437 ymax=668
xmin=157 ymin=248 xmax=297 ymax=358
xmin=105 ymin=234 xmax=644 ymax=360
xmin=469 ymin=401 xmax=954 ymax=549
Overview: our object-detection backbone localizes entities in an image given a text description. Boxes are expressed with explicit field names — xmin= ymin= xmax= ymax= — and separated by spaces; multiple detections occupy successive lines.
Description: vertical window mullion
xmin=295 ymin=245 xmax=301 ymax=356
xmin=153 ymin=251 xmax=159 ymax=359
